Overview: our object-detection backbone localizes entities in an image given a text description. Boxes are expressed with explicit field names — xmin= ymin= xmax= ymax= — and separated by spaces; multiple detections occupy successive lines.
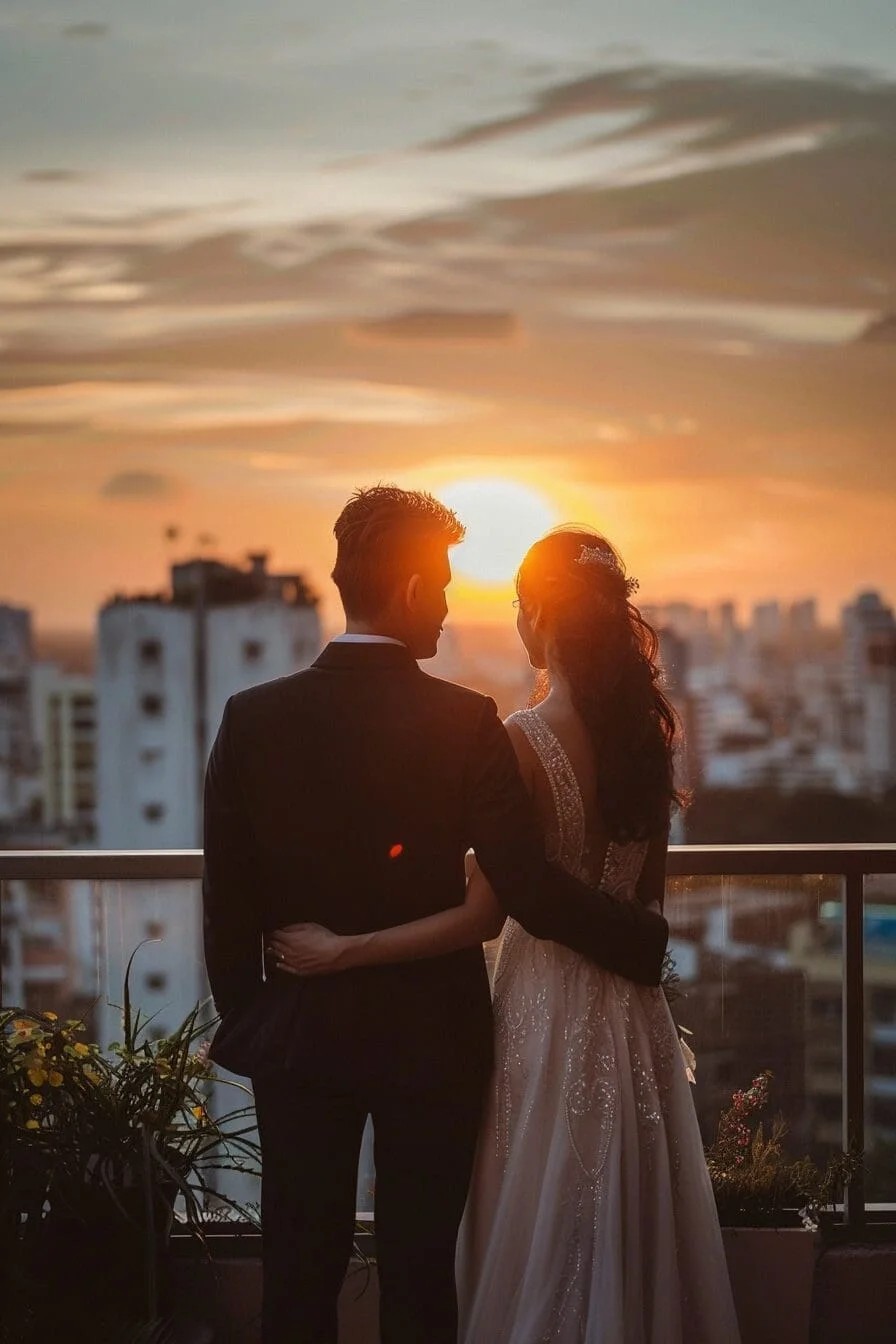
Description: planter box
xmin=723 ymin=1227 xmax=817 ymax=1344
xmin=170 ymin=1229 xmax=819 ymax=1343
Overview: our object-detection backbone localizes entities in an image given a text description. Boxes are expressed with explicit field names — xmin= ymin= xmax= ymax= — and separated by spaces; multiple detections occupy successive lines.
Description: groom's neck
xmin=343 ymin=617 xmax=404 ymax=640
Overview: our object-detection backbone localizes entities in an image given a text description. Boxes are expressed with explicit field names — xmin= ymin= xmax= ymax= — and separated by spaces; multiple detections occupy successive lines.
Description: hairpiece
xmin=575 ymin=544 xmax=639 ymax=597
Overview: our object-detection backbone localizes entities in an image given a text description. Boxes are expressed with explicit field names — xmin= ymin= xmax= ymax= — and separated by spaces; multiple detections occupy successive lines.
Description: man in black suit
xmin=202 ymin=486 xmax=668 ymax=1344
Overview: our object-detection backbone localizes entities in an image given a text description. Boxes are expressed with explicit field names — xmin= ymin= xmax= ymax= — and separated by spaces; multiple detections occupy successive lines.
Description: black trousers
xmin=252 ymin=1072 xmax=485 ymax=1344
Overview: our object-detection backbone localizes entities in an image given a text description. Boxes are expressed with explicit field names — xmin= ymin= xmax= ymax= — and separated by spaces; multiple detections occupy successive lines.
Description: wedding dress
xmin=456 ymin=709 xmax=741 ymax=1344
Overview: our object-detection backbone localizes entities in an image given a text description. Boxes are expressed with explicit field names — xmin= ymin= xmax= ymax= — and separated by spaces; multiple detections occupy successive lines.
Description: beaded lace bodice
xmin=506 ymin=708 xmax=648 ymax=896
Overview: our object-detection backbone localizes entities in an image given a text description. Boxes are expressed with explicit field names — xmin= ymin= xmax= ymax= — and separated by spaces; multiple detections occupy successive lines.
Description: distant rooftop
xmin=105 ymin=552 xmax=319 ymax=611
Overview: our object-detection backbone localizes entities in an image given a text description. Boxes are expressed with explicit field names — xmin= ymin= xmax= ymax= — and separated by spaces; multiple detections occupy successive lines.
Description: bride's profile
xmin=271 ymin=526 xmax=740 ymax=1343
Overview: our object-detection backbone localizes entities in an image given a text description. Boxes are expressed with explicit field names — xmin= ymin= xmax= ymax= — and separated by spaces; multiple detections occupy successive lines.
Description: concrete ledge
xmin=810 ymin=1244 xmax=896 ymax=1344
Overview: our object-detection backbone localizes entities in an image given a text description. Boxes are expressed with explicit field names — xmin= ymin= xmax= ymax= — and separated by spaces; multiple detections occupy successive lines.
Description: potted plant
xmin=1 ymin=947 xmax=260 ymax=1342
xmin=708 ymin=1071 xmax=857 ymax=1344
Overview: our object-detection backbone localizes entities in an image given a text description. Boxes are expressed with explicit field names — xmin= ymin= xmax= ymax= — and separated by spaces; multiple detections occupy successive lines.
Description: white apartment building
xmin=98 ymin=553 xmax=321 ymax=848
xmin=95 ymin=554 xmax=322 ymax=1213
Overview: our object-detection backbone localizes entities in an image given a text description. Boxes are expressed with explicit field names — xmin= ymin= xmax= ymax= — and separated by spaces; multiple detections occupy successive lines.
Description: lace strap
xmin=508 ymin=710 xmax=586 ymax=873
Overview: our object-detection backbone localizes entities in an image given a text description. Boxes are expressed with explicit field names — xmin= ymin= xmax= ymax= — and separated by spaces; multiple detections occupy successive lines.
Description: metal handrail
xmin=4 ymin=844 xmax=896 ymax=1230
xmin=2 ymin=843 xmax=896 ymax=881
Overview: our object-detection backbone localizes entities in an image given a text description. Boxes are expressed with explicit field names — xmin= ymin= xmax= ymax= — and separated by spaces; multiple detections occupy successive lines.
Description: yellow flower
xmin=13 ymin=1019 xmax=30 ymax=1030
xmin=42 ymin=1011 xmax=58 ymax=1022
xmin=48 ymin=1070 xmax=64 ymax=1087
xmin=26 ymin=1067 xmax=48 ymax=1087
xmin=25 ymin=1119 xmax=40 ymax=1130
xmin=73 ymin=1043 xmax=90 ymax=1057
xmin=192 ymin=1105 xmax=205 ymax=1121
xmin=29 ymin=1093 xmax=43 ymax=1106
xmin=83 ymin=1067 xmax=101 ymax=1084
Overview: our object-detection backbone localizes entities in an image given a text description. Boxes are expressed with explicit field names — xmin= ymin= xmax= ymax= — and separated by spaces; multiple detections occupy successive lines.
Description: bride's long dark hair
xmin=517 ymin=528 xmax=683 ymax=843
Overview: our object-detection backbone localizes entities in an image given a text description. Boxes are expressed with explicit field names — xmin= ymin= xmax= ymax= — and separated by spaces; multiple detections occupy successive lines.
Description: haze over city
xmin=2 ymin=0 xmax=895 ymax=632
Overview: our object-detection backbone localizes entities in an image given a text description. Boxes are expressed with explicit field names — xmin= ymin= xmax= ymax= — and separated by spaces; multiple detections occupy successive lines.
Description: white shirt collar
xmin=332 ymin=633 xmax=406 ymax=646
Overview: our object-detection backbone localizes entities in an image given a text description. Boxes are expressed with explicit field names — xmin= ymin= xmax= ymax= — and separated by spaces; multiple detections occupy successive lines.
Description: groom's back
xmin=219 ymin=640 xmax=495 ymax=1086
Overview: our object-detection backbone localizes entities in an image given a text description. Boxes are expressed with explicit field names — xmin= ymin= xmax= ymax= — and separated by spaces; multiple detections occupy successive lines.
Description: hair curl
xmin=517 ymin=528 xmax=683 ymax=842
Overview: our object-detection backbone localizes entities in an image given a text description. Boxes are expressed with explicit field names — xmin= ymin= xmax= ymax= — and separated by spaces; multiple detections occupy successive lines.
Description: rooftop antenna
xmin=163 ymin=525 xmax=181 ymax=589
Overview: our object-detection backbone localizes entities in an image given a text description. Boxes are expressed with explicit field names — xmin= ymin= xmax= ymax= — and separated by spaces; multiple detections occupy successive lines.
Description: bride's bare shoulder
xmin=503 ymin=712 xmax=539 ymax=794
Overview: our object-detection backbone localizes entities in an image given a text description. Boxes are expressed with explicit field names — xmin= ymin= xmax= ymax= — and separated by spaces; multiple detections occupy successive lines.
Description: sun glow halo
xmin=440 ymin=478 xmax=557 ymax=587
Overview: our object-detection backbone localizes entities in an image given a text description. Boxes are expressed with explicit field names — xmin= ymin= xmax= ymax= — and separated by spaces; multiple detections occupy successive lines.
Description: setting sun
xmin=441 ymin=478 xmax=558 ymax=587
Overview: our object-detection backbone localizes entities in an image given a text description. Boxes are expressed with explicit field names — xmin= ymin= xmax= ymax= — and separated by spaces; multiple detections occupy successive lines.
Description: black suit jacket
xmin=202 ymin=641 xmax=668 ymax=1085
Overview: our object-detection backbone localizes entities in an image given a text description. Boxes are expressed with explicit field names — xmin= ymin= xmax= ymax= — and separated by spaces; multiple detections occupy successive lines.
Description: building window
xmin=145 ymin=973 xmax=168 ymax=993
xmin=872 ymin=1044 xmax=896 ymax=1076
xmin=243 ymin=639 xmax=264 ymax=664
xmin=142 ymin=803 xmax=166 ymax=823
xmin=815 ymin=1095 xmax=842 ymax=1124
xmin=810 ymin=995 xmax=841 ymax=1022
xmin=141 ymin=693 xmax=164 ymax=717
xmin=872 ymin=1098 xmax=896 ymax=1129
xmin=872 ymin=990 xmax=896 ymax=1023
xmin=139 ymin=639 xmax=163 ymax=666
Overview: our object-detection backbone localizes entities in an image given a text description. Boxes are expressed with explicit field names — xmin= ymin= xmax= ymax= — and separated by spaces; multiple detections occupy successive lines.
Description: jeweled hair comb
xmin=575 ymin=544 xmax=640 ymax=597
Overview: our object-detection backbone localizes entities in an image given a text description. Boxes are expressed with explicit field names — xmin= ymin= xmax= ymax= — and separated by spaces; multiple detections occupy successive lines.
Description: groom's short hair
xmin=332 ymin=485 xmax=464 ymax=618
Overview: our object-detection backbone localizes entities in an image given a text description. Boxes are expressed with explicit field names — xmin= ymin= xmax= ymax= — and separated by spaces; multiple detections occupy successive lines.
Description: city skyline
xmin=3 ymin=2 xmax=896 ymax=629
xmin=4 ymin=564 xmax=894 ymax=645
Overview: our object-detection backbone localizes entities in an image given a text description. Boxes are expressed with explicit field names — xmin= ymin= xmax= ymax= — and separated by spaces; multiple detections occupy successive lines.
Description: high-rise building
xmin=94 ymin=552 xmax=322 ymax=1214
xmin=842 ymin=591 xmax=896 ymax=704
xmin=0 ymin=605 xmax=38 ymax=826
xmin=789 ymin=599 xmax=818 ymax=649
xmin=1 ymin=877 xmax=98 ymax=1021
xmin=752 ymin=600 xmax=783 ymax=649
xmin=98 ymin=553 xmax=321 ymax=848
xmin=863 ymin=629 xmax=896 ymax=795
xmin=29 ymin=663 xmax=97 ymax=840
xmin=656 ymin=625 xmax=698 ymax=837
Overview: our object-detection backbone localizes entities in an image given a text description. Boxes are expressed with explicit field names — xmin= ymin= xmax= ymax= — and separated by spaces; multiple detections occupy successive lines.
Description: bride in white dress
xmin=272 ymin=528 xmax=740 ymax=1343
xmin=456 ymin=530 xmax=738 ymax=1344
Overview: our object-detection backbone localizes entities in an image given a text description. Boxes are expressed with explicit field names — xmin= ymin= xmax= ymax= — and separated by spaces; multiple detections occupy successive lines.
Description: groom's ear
xmin=405 ymin=573 xmax=422 ymax=611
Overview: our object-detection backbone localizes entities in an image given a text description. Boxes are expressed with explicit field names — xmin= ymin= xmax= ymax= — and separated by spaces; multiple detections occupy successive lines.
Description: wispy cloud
xmin=352 ymin=310 xmax=519 ymax=343
xmin=62 ymin=21 xmax=109 ymax=39
xmin=20 ymin=168 xmax=90 ymax=183
xmin=0 ymin=376 xmax=485 ymax=434
xmin=100 ymin=470 xmax=176 ymax=500
xmin=425 ymin=66 xmax=896 ymax=155
xmin=561 ymin=295 xmax=873 ymax=344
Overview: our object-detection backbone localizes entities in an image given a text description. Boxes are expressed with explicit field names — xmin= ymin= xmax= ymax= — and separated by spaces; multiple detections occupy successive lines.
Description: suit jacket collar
xmin=313 ymin=640 xmax=421 ymax=672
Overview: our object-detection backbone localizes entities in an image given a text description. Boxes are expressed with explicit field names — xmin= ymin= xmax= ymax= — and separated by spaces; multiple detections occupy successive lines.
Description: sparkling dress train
xmin=456 ymin=709 xmax=741 ymax=1344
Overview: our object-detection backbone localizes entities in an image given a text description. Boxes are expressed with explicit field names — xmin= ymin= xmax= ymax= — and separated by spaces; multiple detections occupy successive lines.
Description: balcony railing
xmin=3 ymin=844 xmax=896 ymax=1231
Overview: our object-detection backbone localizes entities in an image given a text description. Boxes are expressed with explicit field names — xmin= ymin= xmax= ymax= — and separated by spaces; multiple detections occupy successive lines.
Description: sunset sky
xmin=2 ymin=1 xmax=895 ymax=633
